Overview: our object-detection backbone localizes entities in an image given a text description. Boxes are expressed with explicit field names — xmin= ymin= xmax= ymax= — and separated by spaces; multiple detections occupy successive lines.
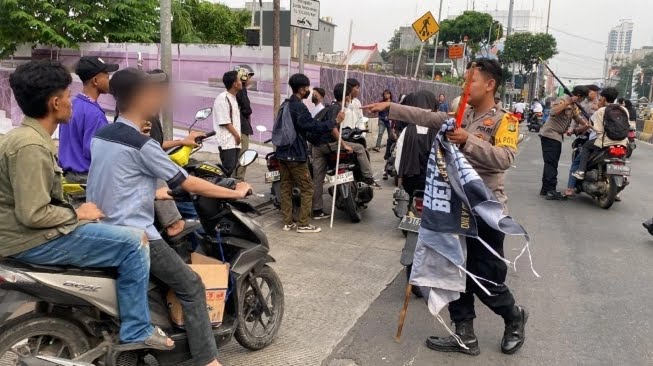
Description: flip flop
xmin=115 ymin=327 xmax=175 ymax=351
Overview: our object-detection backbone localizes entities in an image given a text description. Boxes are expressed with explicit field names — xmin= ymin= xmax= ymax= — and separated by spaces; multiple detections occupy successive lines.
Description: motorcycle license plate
xmin=327 ymin=171 xmax=354 ymax=185
xmin=398 ymin=215 xmax=422 ymax=233
xmin=265 ymin=171 xmax=281 ymax=183
xmin=606 ymin=164 xmax=630 ymax=176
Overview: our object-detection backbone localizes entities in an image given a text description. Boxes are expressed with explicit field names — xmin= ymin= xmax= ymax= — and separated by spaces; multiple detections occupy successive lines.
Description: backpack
xmin=306 ymin=104 xmax=338 ymax=146
xmin=271 ymin=101 xmax=296 ymax=147
xmin=602 ymin=104 xmax=630 ymax=141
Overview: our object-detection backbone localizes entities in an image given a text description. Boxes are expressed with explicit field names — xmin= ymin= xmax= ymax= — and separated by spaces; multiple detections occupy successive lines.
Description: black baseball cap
xmin=75 ymin=56 xmax=119 ymax=82
xmin=109 ymin=67 xmax=167 ymax=102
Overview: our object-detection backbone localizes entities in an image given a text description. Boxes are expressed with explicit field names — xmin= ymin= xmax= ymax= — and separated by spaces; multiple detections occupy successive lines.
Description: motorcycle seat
xmin=0 ymin=258 xmax=117 ymax=277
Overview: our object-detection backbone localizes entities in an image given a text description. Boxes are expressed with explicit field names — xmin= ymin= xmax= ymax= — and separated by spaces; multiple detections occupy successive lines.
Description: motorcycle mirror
xmin=239 ymin=150 xmax=258 ymax=167
xmin=518 ymin=133 xmax=525 ymax=145
xmin=195 ymin=108 xmax=213 ymax=121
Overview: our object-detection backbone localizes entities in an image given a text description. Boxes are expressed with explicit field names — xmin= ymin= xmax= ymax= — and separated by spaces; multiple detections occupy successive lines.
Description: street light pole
xmin=431 ymin=0 xmax=444 ymax=80
xmin=273 ymin=0 xmax=281 ymax=115
xmin=160 ymin=0 xmax=173 ymax=140
xmin=502 ymin=0 xmax=515 ymax=105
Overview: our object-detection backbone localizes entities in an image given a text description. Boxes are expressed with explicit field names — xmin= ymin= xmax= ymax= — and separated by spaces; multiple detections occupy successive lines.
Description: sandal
xmin=115 ymin=327 xmax=175 ymax=351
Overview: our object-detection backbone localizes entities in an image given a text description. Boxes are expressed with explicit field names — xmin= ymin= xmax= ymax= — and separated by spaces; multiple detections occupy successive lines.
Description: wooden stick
xmin=329 ymin=19 xmax=353 ymax=229
xmin=455 ymin=61 xmax=476 ymax=129
xmin=395 ymin=282 xmax=413 ymax=342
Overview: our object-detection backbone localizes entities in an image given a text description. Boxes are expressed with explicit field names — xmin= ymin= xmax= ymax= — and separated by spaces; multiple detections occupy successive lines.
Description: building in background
xmin=631 ymin=46 xmax=653 ymax=63
xmin=341 ymin=44 xmax=384 ymax=68
xmin=399 ymin=26 xmax=421 ymax=50
xmin=604 ymin=19 xmax=634 ymax=80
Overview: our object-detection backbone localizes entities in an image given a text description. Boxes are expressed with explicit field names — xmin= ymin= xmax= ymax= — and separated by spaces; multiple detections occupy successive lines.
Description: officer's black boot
xmin=426 ymin=320 xmax=480 ymax=356
xmin=501 ymin=305 xmax=529 ymax=355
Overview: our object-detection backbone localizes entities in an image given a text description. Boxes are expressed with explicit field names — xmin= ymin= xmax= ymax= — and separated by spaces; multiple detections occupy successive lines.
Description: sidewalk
xmin=218 ymin=151 xmax=405 ymax=366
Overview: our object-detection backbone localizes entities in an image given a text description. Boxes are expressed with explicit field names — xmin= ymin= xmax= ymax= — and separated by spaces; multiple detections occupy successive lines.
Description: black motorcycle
xmin=573 ymin=144 xmax=631 ymax=209
xmin=325 ymin=128 xmax=374 ymax=223
xmin=0 ymin=152 xmax=284 ymax=366
xmin=626 ymin=126 xmax=636 ymax=158
xmin=527 ymin=111 xmax=544 ymax=132
xmin=397 ymin=189 xmax=424 ymax=298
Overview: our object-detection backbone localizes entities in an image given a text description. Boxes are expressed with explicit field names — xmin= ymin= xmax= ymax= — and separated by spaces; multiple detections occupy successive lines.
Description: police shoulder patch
xmin=494 ymin=113 xmax=519 ymax=151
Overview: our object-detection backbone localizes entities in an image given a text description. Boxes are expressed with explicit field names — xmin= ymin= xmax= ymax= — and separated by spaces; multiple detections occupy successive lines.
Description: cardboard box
xmin=167 ymin=252 xmax=229 ymax=327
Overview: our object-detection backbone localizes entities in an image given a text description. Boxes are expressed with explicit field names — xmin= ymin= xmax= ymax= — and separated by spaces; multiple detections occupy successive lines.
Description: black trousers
xmin=219 ymin=147 xmax=240 ymax=177
xmin=449 ymin=220 xmax=516 ymax=323
xmin=540 ymin=136 xmax=562 ymax=193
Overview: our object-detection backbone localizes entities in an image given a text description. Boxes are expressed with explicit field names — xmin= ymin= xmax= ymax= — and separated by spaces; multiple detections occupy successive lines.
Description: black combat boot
xmin=501 ymin=305 xmax=529 ymax=354
xmin=426 ymin=320 xmax=480 ymax=356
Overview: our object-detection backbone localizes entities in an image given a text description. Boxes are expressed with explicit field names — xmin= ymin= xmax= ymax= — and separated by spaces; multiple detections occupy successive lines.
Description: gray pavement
xmin=324 ymin=132 xmax=653 ymax=366
xmin=219 ymin=149 xmax=407 ymax=366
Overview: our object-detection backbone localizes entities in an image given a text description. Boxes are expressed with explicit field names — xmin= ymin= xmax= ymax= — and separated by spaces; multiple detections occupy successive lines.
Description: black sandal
xmin=115 ymin=327 xmax=175 ymax=351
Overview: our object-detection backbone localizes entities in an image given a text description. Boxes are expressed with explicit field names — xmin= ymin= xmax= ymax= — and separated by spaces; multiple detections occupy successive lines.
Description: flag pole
xmin=330 ymin=20 xmax=354 ymax=229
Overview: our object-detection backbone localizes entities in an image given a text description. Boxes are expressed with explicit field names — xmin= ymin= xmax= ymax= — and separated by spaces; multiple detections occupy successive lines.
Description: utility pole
xmin=501 ymin=0 xmax=515 ymax=105
xmin=431 ymin=0 xmax=444 ymax=80
xmin=540 ymin=0 xmax=552 ymax=98
xmin=160 ymin=0 xmax=173 ymax=140
xmin=414 ymin=42 xmax=425 ymax=79
xmin=298 ymin=29 xmax=305 ymax=73
xmin=273 ymin=0 xmax=281 ymax=115
xmin=259 ymin=0 xmax=263 ymax=49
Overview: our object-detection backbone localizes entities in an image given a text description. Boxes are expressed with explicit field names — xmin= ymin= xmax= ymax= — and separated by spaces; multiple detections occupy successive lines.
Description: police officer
xmin=365 ymin=58 xmax=527 ymax=356
xmin=539 ymin=86 xmax=589 ymax=200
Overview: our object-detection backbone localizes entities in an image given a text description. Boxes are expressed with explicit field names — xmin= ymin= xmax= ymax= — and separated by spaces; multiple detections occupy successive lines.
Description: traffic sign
xmin=448 ymin=44 xmax=464 ymax=59
xmin=412 ymin=11 xmax=440 ymax=42
xmin=291 ymin=0 xmax=320 ymax=31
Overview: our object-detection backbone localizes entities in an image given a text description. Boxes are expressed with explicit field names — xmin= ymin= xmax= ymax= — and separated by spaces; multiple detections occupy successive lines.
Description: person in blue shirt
xmin=58 ymin=56 xmax=119 ymax=183
xmin=88 ymin=68 xmax=250 ymax=366
xmin=437 ymin=93 xmax=449 ymax=112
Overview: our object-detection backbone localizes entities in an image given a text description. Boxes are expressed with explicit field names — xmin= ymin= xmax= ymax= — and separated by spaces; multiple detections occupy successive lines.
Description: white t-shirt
xmin=531 ymin=102 xmax=543 ymax=113
xmin=514 ymin=102 xmax=526 ymax=113
xmin=343 ymin=98 xmax=364 ymax=129
xmin=311 ymin=103 xmax=325 ymax=118
xmin=213 ymin=91 xmax=241 ymax=150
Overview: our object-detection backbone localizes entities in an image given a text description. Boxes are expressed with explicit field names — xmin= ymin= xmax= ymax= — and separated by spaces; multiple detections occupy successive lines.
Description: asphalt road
xmin=324 ymin=132 xmax=653 ymax=366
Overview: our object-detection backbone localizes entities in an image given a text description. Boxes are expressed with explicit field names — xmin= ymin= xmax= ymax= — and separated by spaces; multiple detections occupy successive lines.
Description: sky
xmin=219 ymin=0 xmax=653 ymax=81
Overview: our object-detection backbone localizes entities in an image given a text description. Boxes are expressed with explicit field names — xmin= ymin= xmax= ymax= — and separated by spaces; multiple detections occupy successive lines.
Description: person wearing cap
xmin=213 ymin=71 xmax=242 ymax=177
xmin=87 ymin=67 xmax=251 ymax=366
xmin=0 ymin=60 xmax=172 ymax=350
xmin=235 ymin=67 xmax=255 ymax=180
xmin=538 ymin=85 xmax=589 ymax=201
xmin=58 ymin=56 xmax=119 ymax=183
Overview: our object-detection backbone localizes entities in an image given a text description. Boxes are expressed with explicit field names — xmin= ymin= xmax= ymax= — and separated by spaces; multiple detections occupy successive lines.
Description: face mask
xmin=312 ymin=96 xmax=319 ymax=104
xmin=303 ymin=89 xmax=311 ymax=99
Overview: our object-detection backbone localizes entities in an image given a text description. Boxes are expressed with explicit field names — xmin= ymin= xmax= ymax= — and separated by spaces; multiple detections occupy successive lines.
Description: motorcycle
xmin=397 ymin=189 xmax=425 ymax=298
xmin=325 ymin=127 xmax=374 ymax=223
xmin=573 ymin=144 xmax=631 ymax=209
xmin=0 ymin=151 xmax=285 ymax=366
xmin=527 ymin=111 xmax=544 ymax=132
xmin=626 ymin=126 xmax=636 ymax=158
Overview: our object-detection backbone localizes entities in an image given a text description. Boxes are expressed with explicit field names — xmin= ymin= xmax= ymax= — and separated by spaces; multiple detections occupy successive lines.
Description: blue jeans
xmin=14 ymin=223 xmax=152 ymax=343
xmin=376 ymin=120 xmax=388 ymax=148
xmin=176 ymin=202 xmax=199 ymax=219
xmin=567 ymin=153 xmax=581 ymax=189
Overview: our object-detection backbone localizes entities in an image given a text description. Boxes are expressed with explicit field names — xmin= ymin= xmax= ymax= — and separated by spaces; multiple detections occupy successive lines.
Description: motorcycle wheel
xmin=0 ymin=314 xmax=90 ymax=365
xmin=344 ymin=182 xmax=363 ymax=223
xmin=235 ymin=265 xmax=285 ymax=351
xmin=597 ymin=175 xmax=618 ymax=209
xmin=404 ymin=265 xmax=423 ymax=298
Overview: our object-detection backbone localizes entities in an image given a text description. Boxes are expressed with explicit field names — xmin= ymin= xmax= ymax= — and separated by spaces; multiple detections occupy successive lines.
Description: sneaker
xmin=545 ymin=191 xmax=567 ymax=201
xmin=364 ymin=178 xmax=382 ymax=189
xmin=571 ymin=171 xmax=585 ymax=180
xmin=282 ymin=223 xmax=297 ymax=231
xmin=383 ymin=173 xmax=389 ymax=180
xmin=312 ymin=210 xmax=331 ymax=220
xmin=297 ymin=224 xmax=322 ymax=233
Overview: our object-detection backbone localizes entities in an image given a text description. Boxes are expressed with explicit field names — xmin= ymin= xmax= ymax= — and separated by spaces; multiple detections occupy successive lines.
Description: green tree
xmin=438 ymin=11 xmax=503 ymax=57
xmin=500 ymin=32 xmax=557 ymax=95
xmin=388 ymin=30 xmax=401 ymax=52
xmin=188 ymin=1 xmax=250 ymax=44
xmin=0 ymin=0 xmax=159 ymax=58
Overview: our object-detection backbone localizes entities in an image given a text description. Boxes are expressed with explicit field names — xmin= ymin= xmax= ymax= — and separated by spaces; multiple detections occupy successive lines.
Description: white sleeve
xmin=213 ymin=94 xmax=232 ymax=128
xmin=395 ymin=129 xmax=406 ymax=174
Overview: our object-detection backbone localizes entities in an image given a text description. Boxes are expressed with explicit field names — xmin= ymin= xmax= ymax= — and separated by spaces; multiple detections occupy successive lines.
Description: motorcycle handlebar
xmin=264 ymin=138 xmax=272 ymax=144
xmin=195 ymin=131 xmax=216 ymax=143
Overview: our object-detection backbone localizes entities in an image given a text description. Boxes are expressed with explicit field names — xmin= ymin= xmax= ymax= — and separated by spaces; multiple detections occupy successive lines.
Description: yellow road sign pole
xmin=414 ymin=42 xmax=425 ymax=79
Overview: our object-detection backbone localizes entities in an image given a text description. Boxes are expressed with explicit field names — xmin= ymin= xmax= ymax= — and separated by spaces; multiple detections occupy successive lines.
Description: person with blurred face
xmin=1 ymin=60 xmax=168 ymax=350
xmin=364 ymin=58 xmax=527 ymax=357
xmin=58 ymin=56 xmax=119 ymax=183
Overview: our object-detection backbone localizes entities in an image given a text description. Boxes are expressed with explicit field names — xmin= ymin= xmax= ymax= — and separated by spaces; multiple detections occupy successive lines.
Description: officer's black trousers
xmin=540 ymin=136 xmax=562 ymax=193
xmin=448 ymin=219 xmax=516 ymax=323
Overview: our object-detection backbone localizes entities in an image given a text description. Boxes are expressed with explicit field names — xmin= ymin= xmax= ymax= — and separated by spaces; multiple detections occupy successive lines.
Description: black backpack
xmin=602 ymin=104 xmax=630 ymax=141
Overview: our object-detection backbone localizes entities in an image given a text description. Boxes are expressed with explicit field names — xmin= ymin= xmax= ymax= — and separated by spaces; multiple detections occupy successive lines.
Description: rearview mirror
xmin=195 ymin=108 xmax=212 ymax=121
xmin=518 ymin=133 xmax=525 ymax=145
xmin=239 ymin=150 xmax=258 ymax=167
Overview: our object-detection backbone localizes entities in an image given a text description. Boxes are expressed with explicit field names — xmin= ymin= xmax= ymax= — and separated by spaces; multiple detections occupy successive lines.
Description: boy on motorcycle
xmin=87 ymin=67 xmax=252 ymax=366
xmin=0 ymin=61 xmax=169 ymax=350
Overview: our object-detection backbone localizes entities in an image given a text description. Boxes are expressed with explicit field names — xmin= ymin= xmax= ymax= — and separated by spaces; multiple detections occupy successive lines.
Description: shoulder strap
xmin=225 ymin=95 xmax=234 ymax=121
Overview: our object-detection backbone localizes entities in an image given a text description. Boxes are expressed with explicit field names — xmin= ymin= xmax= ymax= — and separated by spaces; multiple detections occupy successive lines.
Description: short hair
xmin=9 ymin=60 xmax=72 ymax=119
xmin=346 ymin=78 xmax=360 ymax=88
xmin=586 ymin=84 xmax=600 ymax=92
xmin=600 ymin=87 xmax=619 ymax=103
xmin=288 ymin=73 xmax=310 ymax=94
xmin=571 ymin=85 xmax=590 ymax=98
xmin=467 ymin=58 xmax=503 ymax=92
xmin=333 ymin=83 xmax=353 ymax=102
xmin=222 ymin=71 xmax=239 ymax=90
xmin=624 ymin=99 xmax=633 ymax=108
xmin=313 ymin=87 xmax=326 ymax=98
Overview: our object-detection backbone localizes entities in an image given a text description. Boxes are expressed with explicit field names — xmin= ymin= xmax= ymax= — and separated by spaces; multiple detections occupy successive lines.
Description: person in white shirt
xmin=514 ymin=98 xmax=526 ymax=120
xmin=531 ymin=99 xmax=543 ymax=113
xmin=311 ymin=87 xmax=326 ymax=118
xmin=344 ymin=78 xmax=365 ymax=130
xmin=213 ymin=71 xmax=242 ymax=175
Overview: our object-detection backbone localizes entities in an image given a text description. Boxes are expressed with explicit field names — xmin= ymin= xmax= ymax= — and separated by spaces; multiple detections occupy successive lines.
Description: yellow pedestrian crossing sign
xmin=412 ymin=11 xmax=440 ymax=42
